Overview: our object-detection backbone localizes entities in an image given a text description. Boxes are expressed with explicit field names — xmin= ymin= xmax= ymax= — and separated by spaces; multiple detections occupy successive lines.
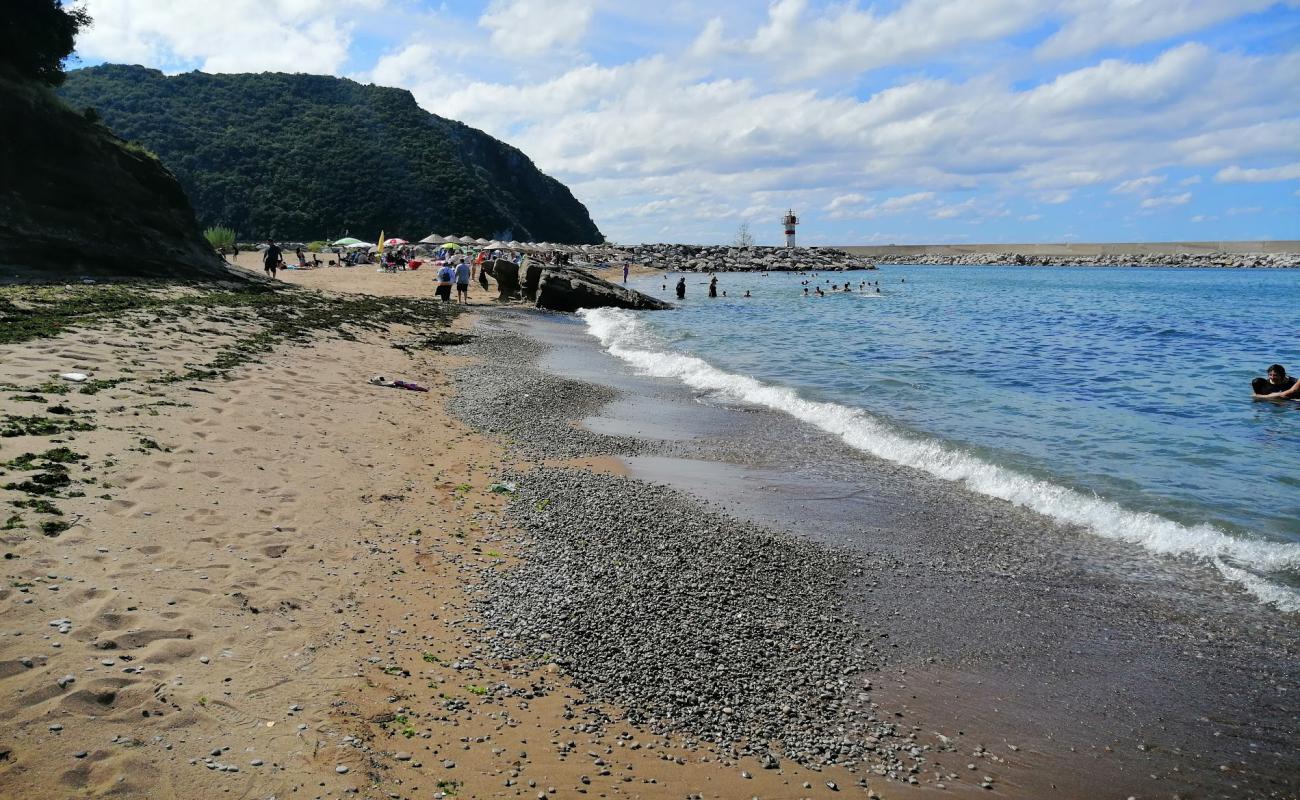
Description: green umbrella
xmin=441 ymin=242 xmax=462 ymax=250
xmin=332 ymin=237 xmax=365 ymax=246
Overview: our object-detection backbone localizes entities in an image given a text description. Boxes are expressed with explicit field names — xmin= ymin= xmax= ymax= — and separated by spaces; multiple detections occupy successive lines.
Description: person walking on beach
xmin=455 ymin=258 xmax=471 ymax=303
xmin=623 ymin=263 xmax=630 ymax=283
xmin=675 ymin=276 xmax=686 ymax=299
xmin=435 ymin=261 xmax=454 ymax=302
xmin=262 ymin=240 xmax=282 ymax=278
xmin=1253 ymin=364 xmax=1299 ymax=399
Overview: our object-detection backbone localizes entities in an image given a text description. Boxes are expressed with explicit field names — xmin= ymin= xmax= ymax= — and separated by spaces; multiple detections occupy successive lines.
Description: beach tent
xmin=332 ymin=237 xmax=365 ymax=246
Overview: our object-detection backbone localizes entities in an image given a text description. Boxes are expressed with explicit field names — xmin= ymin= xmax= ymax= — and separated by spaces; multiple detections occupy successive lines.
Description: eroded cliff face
xmin=0 ymin=75 xmax=240 ymax=281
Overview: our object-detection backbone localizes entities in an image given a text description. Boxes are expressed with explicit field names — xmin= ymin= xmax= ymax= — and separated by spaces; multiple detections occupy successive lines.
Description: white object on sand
xmin=59 ymin=372 xmax=89 ymax=382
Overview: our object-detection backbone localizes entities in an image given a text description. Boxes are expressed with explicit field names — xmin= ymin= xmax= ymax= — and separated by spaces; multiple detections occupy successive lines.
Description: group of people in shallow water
xmin=665 ymin=271 xmax=899 ymax=300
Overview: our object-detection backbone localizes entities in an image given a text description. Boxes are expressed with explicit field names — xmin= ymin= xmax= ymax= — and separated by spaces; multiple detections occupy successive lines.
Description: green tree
xmin=0 ymin=0 xmax=92 ymax=86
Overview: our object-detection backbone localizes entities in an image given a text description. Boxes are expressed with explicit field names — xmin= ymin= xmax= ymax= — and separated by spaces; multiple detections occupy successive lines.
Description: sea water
xmin=579 ymin=265 xmax=1300 ymax=610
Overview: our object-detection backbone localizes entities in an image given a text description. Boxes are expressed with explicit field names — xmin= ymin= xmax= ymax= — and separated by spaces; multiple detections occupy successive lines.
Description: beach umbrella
xmin=473 ymin=237 xmax=490 ymax=245
xmin=383 ymin=237 xmax=409 ymax=247
xmin=345 ymin=241 xmax=373 ymax=249
xmin=455 ymin=235 xmax=475 ymax=244
xmin=332 ymin=237 xmax=365 ymax=246
xmin=441 ymin=242 xmax=462 ymax=251
xmin=419 ymin=234 xmax=448 ymax=244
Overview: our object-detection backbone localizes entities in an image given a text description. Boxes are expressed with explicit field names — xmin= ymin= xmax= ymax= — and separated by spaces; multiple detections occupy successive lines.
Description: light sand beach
xmin=0 ymin=269 xmax=917 ymax=799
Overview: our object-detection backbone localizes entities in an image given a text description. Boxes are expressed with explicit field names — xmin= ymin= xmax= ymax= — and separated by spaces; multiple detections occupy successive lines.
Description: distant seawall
xmin=835 ymin=241 xmax=1299 ymax=268
xmin=838 ymin=241 xmax=1298 ymax=256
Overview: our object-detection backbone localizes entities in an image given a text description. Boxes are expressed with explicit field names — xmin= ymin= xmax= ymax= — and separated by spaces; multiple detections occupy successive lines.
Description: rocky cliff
xmin=0 ymin=74 xmax=237 ymax=281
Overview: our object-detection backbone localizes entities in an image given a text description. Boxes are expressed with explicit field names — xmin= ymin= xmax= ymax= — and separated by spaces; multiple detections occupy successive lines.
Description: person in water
xmin=1253 ymin=364 xmax=1300 ymax=399
xmin=708 ymin=276 xmax=718 ymax=298
xmin=675 ymin=276 xmax=686 ymax=299
xmin=743 ymin=290 xmax=752 ymax=298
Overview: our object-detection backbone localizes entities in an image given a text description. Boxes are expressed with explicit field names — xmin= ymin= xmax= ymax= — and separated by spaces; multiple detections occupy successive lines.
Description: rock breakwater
xmin=607 ymin=244 xmax=876 ymax=272
xmin=869 ymin=251 xmax=1300 ymax=268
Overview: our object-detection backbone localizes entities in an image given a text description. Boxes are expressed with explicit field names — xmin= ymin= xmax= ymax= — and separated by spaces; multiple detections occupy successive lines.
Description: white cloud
xmin=1020 ymin=214 xmax=1042 ymax=221
xmin=730 ymin=0 xmax=1049 ymax=81
xmin=825 ymin=193 xmax=869 ymax=211
xmin=1180 ymin=175 xmax=1203 ymax=185
xmin=1214 ymin=163 xmax=1300 ymax=183
xmin=1140 ymin=192 xmax=1192 ymax=208
xmin=73 ymin=0 xmax=381 ymax=73
xmin=879 ymin=192 xmax=935 ymax=212
xmin=1112 ymin=175 xmax=1165 ymax=194
xmin=478 ymin=0 xmax=593 ymax=56
xmin=1040 ymin=0 xmax=1279 ymax=59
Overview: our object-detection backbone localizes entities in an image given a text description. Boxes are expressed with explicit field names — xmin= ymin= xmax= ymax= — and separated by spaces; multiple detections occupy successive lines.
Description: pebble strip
xmin=448 ymin=314 xmax=932 ymax=781
xmin=473 ymin=468 xmax=924 ymax=777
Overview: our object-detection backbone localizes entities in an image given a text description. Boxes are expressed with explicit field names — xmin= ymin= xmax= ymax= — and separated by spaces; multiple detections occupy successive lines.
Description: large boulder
xmin=523 ymin=263 xmax=543 ymax=301
xmin=491 ymin=259 xmax=520 ymax=301
xmin=535 ymin=267 xmax=672 ymax=312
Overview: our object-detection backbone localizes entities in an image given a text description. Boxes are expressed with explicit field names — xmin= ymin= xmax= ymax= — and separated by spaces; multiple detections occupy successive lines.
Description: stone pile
xmin=606 ymin=244 xmax=876 ymax=272
xmin=870 ymin=251 xmax=1300 ymax=268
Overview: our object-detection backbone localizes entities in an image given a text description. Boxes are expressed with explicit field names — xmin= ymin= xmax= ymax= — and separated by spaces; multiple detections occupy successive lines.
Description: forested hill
xmin=59 ymin=65 xmax=604 ymax=244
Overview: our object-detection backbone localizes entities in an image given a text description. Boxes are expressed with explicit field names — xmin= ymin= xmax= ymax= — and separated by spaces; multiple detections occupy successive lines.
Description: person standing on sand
xmin=623 ymin=263 xmax=629 ymax=283
xmin=262 ymin=240 xmax=282 ymax=278
xmin=455 ymin=258 xmax=471 ymax=303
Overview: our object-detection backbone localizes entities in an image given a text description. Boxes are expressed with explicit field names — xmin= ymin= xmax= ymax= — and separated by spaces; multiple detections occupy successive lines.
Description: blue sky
xmin=71 ymin=0 xmax=1300 ymax=245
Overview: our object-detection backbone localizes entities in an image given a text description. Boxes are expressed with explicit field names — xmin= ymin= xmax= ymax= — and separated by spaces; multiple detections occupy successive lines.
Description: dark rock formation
xmin=492 ymin=259 xmax=521 ymax=301
xmin=535 ymin=268 xmax=672 ymax=313
xmin=523 ymin=263 xmax=543 ymax=302
xmin=0 ymin=75 xmax=242 ymax=282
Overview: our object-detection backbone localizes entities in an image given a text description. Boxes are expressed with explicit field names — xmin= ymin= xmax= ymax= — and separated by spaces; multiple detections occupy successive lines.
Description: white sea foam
xmin=579 ymin=307 xmax=1300 ymax=612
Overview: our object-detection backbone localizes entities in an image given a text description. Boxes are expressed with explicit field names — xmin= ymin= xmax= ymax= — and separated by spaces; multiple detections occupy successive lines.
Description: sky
xmin=69 ymin=0 xmax=1300 ymax=246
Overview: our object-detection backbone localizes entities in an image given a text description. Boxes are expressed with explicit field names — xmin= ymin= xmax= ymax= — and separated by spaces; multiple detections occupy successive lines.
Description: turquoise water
xmin=582 ymin=265 xmax=1300 ymax=609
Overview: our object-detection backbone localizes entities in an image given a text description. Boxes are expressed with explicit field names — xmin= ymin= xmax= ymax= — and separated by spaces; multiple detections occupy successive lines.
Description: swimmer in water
xmin=743 ymin=290 xmax=752 ymax=298
xmin=1253 ymin=364 xmax=1300 ymax=399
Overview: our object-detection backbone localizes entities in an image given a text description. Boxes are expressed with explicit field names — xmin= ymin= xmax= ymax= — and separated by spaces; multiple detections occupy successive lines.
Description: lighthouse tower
xmin=782 ymin=209 xmax=799 ymax=248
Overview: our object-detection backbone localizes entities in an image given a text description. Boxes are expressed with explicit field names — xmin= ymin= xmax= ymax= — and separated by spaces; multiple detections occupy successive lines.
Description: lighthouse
xmin=782 ymin=209 xmax=799 ymax=248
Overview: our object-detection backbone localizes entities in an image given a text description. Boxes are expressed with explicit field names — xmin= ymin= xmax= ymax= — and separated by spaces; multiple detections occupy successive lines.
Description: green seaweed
xmin=2 ymin=447 xmax=86 ymax=471
xmin=0 ymin=415 xmax=96 ymax=438
xmin=12 ymin=498 xmax=60 ymax=515
xmin=41 ymin=519 xmax=72 ymax=536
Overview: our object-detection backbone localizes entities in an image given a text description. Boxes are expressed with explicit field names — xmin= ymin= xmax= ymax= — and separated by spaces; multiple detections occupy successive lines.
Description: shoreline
xmin=4 ymin=271 xmax=1295 ymax=798
xmin=467 ymin=307 xmax=1299 ymax=799
xmin=0 ymin=277 xmax=889 ymax=799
